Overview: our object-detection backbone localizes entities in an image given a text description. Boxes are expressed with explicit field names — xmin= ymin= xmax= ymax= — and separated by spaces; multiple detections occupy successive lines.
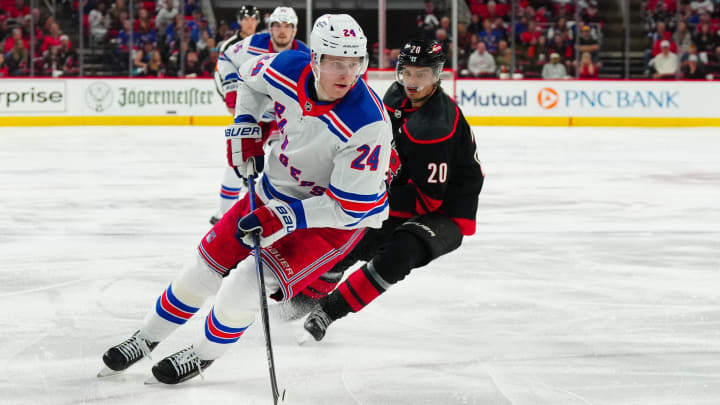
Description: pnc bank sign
xmin=538 ymin=87 xmax=679 ymax=110
xmin=460 ymin=85 xmax=680 ymax=111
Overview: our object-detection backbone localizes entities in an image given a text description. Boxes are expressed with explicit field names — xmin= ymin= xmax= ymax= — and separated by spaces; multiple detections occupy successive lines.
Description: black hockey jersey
xmin=383 ymin=82 xmax=484 ymax=235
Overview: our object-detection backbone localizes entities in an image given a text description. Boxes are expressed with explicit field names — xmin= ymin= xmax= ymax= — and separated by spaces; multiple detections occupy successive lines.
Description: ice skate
xmin=148 ymin=346 xmax=214 ymax=385
xmin=303 ymin=308 xmax=334 ymax=342
xmin=98 ymin=330 xmax=158 ymax=377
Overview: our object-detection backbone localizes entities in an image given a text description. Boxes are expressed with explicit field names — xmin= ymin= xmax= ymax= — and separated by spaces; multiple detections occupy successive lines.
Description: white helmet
xmin=311 ymin=14 xmax=367 ymax=58
xmin=268 ymin=6 xmax=298 ymax=27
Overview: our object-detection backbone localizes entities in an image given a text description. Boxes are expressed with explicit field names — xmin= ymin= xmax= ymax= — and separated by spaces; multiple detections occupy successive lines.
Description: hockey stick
xmin=245 ymin=169 xmax=286 ymax=405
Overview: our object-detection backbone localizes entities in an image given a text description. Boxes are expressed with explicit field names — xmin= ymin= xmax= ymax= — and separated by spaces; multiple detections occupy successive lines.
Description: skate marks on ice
xmin=1 ymin=126 xmax=720 ymax=404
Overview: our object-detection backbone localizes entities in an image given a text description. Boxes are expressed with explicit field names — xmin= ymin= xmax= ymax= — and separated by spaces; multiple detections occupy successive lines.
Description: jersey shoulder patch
xmin=267 ymin=50 xmax=310 ymax=83
xmin=247 ymin=33 xmax=272 ymax=55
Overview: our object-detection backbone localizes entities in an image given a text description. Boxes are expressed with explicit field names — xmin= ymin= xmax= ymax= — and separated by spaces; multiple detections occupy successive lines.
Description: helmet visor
xmin=317 ymin=55 xmax=368 ymax=78
xmin=395 ymin=63 xmax=441 ymax=91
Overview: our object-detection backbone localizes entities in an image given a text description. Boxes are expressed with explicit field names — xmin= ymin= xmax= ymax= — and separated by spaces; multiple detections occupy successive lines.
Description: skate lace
xmin=169 ymin=346 xmax=206 ymax=380
xmin=116 ymin=332 xmax=153 ymax=362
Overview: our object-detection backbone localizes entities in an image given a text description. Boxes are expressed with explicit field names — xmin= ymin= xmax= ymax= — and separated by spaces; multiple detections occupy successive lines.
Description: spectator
xmin=578 ymin=24 xmax=599 ymax=60
xmin=155 ymin=1 xmax=178 ymax=39
xmin=456 ymin=22 xmax=474 ymax=67
xmin=542 ymin=52 xmax=568 ymax=78
xmin=578 ymin=51 xmax=599 ymax=78
xmin=693 ymin=22 xmax=717 ymax=54
xmin=682 ymin=54 xmax=706 ymax=78
xmin=89 ymin=2 xmax=110 ymax=43
xmin=184 ymin=0 xmax=199 ymax=17
xmin=495 ymin=39 xmax=512 ymax=73
xmin=547 ymin=17 xmax=572 ymax=44
xmin=690 ymin=0 xmax=714 ymax=14
xmin=197 ymin=33 xmax=213 ymax=63
xmin=549 ymin=32 xmax=574 ymax=61
xmin=133 ymin=8 xmax=155 ymax=32
xmin=467 ymin=41 xmax=496 ymax=77
xmin=140 ymin=49 xmax=164 ymax=77
xmin=0 ymin=53 xmax=9 ymax=77
xmin=42 ymin=44 xmax=64 ymax=76
xmin=478 ymin=17 xmax=503 ymax=54
xmin=4 ymin=28 xmax=28 ymax=54
xmin=581 ymin=1 xmax=602 ymax=26
xmin=525 ymin=34 xmax=549 ymax=74
xmin=435 ymin=28 xmax=451 ymax=61
xmin=673 ymin=20 xmax=693 ymax=58
xmin=8 ymin=0 xmax=30 ymax=19
xmin=134 ymin=18 xmax=157 ymax=46
xmin=6 ymin=37 xmax=29 ymax=75
xmin=200 ymin=41 xmax=218 ymax=77
xmin=649 ymin=40 xmax=679 ymax=78
xmin=649 ymin=21 xmax=672 ymax=56
xmin=214 ymin=20 xmax=231 ymax=43
xmin=0 ymin=15 xmax=10 ymax=43
xmin=183 ymin=50 xmax=201 ymax=77
xmin=109 ymin=0 xmax=127 ymax=25
xmin=521 ymin=21 xmax=543 ymax=44
xmin=467 ymin=13 xmax=482 ymax=35
xmin=418 ymin=0 xmax=440 ymax=39
xmin=133 ymin=39 xmax=154 ymax=75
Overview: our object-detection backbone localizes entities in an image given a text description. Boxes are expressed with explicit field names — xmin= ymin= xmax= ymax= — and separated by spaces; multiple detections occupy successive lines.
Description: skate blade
xmin=97 ymin=366 xmax=123 ymax=378
xmin=295 ymin=330 xmax=314 ymax=346
xmin=144 ymin=376 xmax=161 ymax=385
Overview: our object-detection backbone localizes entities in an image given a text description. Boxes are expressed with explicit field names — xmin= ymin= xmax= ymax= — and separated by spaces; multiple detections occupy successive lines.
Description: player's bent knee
xmin=173 ymin=254 xmax=225 ymax=306
xmin=395 ymin=213 xmax=463 ymax=264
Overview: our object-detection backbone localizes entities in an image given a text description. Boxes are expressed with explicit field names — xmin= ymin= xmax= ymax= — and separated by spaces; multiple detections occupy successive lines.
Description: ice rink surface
xmin=1 ymin=125 xmax=719 ymax=405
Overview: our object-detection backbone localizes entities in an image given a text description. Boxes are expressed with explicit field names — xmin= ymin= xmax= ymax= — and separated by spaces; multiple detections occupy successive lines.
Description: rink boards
xmin=0 ymin=77 xmax=718 ymax=127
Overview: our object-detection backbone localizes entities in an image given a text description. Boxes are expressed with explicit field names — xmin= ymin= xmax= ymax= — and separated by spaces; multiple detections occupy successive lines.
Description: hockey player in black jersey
xmin=302 ymin=38 xmax=484 ymax=341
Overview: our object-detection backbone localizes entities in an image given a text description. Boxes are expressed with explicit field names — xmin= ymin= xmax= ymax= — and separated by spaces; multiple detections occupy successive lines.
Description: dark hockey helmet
xmin=396 ymin=39 xmax=446 ymax=87
xmin=237 ymin=5 xmax=260 ymax=21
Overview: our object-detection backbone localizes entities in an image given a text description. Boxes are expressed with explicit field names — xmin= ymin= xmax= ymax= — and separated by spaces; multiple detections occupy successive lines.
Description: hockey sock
xmin=328 ymin=261 xmax=390 ymax=320
xmin=141 ymin=255 xmax=223 ymax=342
xmin=195 ymin=306 xmax=254 ymax=360
xmin=219 ymin=185 xmax=241 ymax=214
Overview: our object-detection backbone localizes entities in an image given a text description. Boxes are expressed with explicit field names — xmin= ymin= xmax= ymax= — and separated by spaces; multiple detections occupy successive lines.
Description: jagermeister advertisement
xmin=82 ymin=80 xmax=223 ymax=115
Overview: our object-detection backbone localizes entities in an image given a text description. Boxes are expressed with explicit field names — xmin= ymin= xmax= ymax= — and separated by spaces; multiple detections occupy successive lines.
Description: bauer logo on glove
xmin=236 ymin=199 xmax=301 ymax=248
xmin=225 ymin=121 xmax=265 ymax=178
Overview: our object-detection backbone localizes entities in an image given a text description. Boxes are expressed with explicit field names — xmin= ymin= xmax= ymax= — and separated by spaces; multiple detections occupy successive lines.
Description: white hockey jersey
xmin=234 ymin=50 xmax=392 ymax=230
xmin=215 ymin=32 xmax=310 ymax=100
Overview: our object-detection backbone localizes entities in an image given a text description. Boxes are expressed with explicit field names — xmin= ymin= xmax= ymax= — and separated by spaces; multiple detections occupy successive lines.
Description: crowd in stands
xmin=87 ymin=0 xmax=233 ymax=77
xmin=0 ymin=0 xmax=78 ymax=77
xmin=403 ymin=0 xmax=604 ymax=79
xmin=644 ymin=0 xmax=720 ymax=79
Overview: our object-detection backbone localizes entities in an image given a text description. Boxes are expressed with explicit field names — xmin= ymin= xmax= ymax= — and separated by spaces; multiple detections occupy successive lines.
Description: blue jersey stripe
xmin=318 ymin=116 xmax=348 ymax=143
xmin=263 ymin=73 xmax=298 ymax=101
xmin=328 ymin=183 xmax=383 ymax=202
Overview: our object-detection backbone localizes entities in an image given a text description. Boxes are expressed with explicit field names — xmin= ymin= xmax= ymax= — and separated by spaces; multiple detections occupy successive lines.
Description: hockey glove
xmin=236 ymin=199 xmax=299 ymax=248
xmin=226 ymin=122 xmax=264 ymax=178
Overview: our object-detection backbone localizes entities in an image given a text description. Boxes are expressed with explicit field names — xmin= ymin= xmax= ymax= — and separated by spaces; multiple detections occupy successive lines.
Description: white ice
xmin=0 ymin=125 xmax=719 ymax=405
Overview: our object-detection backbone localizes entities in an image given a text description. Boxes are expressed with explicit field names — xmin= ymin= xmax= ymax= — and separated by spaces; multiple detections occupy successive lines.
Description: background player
xmin=302 ymin=38 xmax=485 ymax=342
xmin=99 ymin=14 xmax=392 ymax=385
xmin=211 ymin=6 xmax=309 ymax=225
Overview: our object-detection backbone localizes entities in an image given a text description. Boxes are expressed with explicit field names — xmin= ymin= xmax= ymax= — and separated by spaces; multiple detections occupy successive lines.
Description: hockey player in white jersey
xmin=100 ymin=14 xmax=392 ymax=385
xmin=210 ymin=6 xmax=310 ymax=225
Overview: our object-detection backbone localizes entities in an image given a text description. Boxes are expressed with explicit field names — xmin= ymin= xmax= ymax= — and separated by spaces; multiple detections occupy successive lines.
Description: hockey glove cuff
xmin=226 ymin=122 xmax=264 ymax=178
